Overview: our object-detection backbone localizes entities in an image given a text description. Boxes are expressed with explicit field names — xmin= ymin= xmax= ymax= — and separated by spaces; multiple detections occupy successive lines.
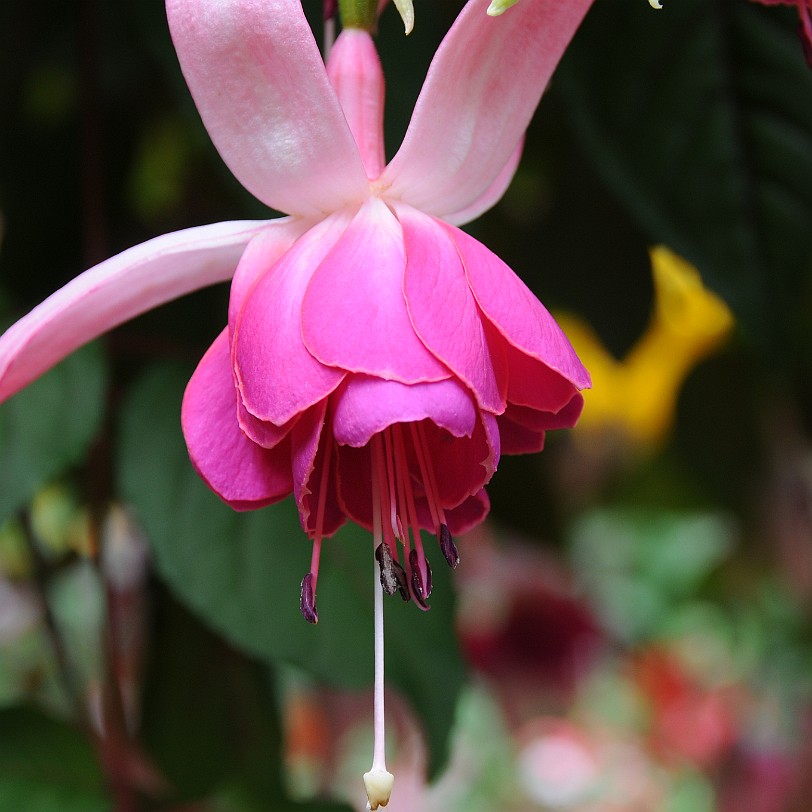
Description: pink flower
xmin=0 ymin=0 xmax=591 ymax=623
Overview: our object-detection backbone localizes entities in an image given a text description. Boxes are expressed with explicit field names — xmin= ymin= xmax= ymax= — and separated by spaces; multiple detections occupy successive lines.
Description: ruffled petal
xmin=506 ymin=396 xmax=584 ymax=432
xmin=497 ymin=414 xmax=545 ymax=454
xmin=166 ymin=0 xmax=368 ymax=216
xmin=423 ymin=409 xmax=500 ymax=509
xmin=0 ymin=219 xmax=266 ymax=403
xmin=182 ymin=329 xmax=293 ymax=510
xmin=291 ymin=402 xmax=345 ymax=537
xmin=302 ymin=197 xmax=449 ymax=384
xmin=380 ymin=0 xmax=593 ymax=219
xmin=445 ymin=489 xmax=491 ymax=535
xmin=449 ymin=224 xmax=591 ymax=411
xmin=334 ymin=443 xmax=373 ymax=530
xmin=416 ymin=489 xmax=490 ymax=535
xmin=237 ymin=401 xmax=299 ymax=449
xmin=331 ymin=376 xmax=477 ymax=448
xmin=497 ymin=381 xmax=584 ymax=453
xmin=233 ymin=213 xmax=350 ymax=426
xmin=398 ymin=205 xmax=505 ymax=413
xmin=334 ymin=411 xmax=496 ymax=532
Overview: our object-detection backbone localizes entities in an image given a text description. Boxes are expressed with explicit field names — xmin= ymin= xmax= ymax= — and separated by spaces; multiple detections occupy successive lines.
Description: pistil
xmin=364 ymin=435 xmax=395 ymax=810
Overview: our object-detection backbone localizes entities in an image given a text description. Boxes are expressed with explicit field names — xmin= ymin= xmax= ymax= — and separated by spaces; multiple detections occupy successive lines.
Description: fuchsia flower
xmin=0 ymin=0 xmax=593 ymax=803
xmin=0 ymin=0 xmax=591 ymax=619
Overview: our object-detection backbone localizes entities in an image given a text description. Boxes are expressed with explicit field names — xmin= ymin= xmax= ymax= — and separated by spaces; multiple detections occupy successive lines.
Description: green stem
xmin=338 ymin=0 xmax=377 ymax=31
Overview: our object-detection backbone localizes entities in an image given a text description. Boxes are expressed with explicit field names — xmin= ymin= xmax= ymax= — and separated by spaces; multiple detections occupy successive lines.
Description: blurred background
xmin=1 ymin=0 xmax=812 ymax=809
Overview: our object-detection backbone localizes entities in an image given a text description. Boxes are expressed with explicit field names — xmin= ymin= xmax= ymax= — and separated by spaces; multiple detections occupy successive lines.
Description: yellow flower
xmin=557 ymin=247 xmax=734 ymax=448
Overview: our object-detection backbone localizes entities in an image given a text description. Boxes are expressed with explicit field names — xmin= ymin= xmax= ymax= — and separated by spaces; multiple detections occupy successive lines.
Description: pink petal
xmin=334 ymin=409 xmax=496 ymax=533
xmin=500 ymin=340 xmax=587 ymax=413
xmin=166 ymin=0 xmax=368 ymax=217
xmin=419 ymin=489 xmax=491 ymax=535
xmin=291 ymin=402 xmax=345 ymax=537
xmin=0 ymin=219 xmax=266 ymax=403
xmin=233 ymin=213 xmax=350 ymax=426
xmin=380 ymin=0 xmax=593 ymax=220
xmin=182 ymin=329 xmax=293 ymax=510
xmin=444 ymin=138 xmax=524 ymax=227
xmin=496 ymin=397 xmax=584 ymax=455
xmin=228 ymin=218 xmax=307 ymax=337
xmin=334 ymin=443 xmax=373 ymax=530
xmin=331 ymin=376 xmax=477 ymax=448
xmin=506 ymin=396 xmax=584 ymax=432
xmin=237 ymin=401 xmax=299 ymax=449
xmin=302 ymin=197 xmax=449 ymax=384
xmin=423 ymin=409 xmax=500 ymax=509
xmin=445 ymin=490 xmax=491 ymax=535
xmin=326 ymin=29 xmax=385 ymax=180
xmin=497 ymin=414 xmax=545 ymax=454
xmin=398 ymin=205 xmax=505 ymax=414
xmin=449 ymin=225 xmax=591 ymax=410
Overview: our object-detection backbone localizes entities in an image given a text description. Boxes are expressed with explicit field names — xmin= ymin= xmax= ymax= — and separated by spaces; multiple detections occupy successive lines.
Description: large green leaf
xmin=118 ymin=363 xmax=466 ymax=776
xmin=0 ymin=706 xmax=109 ymax=812
xmin=0 ymin=341 xmax=106 ymax=522
xmin=558 ymin=0 xmax=812 ymax=352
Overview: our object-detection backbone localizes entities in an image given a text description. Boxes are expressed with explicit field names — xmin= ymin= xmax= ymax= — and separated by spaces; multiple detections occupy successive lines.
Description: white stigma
xmin=364 ymin=766 xmax=395 ymax=810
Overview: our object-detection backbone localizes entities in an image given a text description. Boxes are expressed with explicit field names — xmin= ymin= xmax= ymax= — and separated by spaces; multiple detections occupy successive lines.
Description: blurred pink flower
xmin=0 ymin=0 xmax=591 ymax=619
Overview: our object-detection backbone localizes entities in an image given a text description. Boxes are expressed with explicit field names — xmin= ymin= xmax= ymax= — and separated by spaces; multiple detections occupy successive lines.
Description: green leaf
xmin=0 ymin=341 xmax=106 ymax=522
xmin=0 ymin=706 xmax=109 ymax=811
xmin=118 ymin=362 xmax=466 ymax=776
xmin=558 ymin=0 xmax=812 ymax=352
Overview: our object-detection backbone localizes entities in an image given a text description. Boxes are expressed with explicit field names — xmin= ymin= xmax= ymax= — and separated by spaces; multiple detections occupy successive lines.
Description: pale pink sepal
xmin=398 ymin=205 xmax=505 ymax=414
xmin=0 ymin=219 xmax=267 ymax=404
xmin=449 ymin=225 xmax=591 ymax=399
xmin=182 ymin=329 xmax=294 ymax=510
xmin=331 ymin=376 xmax=477 ymax=448
xmin=166 ymin=0 xmax=368 ymax=217
xmin=443 ymin=139 xmax=524 ymax=227
xmin=327 ymin=29 xmax=386 ymax=181
xmin=233 ymin=212 xmax=351 ymax=426
xmin=381 ymin=0 xmax=593 ymax=220
xmin=302 ymin=198 xmax=449 ymax=385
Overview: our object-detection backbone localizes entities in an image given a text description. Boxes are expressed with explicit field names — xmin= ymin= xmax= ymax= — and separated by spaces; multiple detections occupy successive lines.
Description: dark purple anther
xmin=375 ymin=542 xmax=410 ymax=601
xmin=439 ymin=524 xmax=459 ymax=569
xmin=300 ymin=572 xmax=318 ymax=624
xmin=408 ymin=549 xmax=431 ymax=610
xmin=323 ymin=0 xmax=337 ymax=21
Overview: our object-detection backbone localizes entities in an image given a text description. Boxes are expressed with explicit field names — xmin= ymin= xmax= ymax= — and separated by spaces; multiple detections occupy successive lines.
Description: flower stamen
xmin=410 ymin=422 xmax=460 ymax=570
xmin=299 ymin=435 xmax=334 ymax=623
xmin=439 ymin=523 xmax=459 ymax=569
